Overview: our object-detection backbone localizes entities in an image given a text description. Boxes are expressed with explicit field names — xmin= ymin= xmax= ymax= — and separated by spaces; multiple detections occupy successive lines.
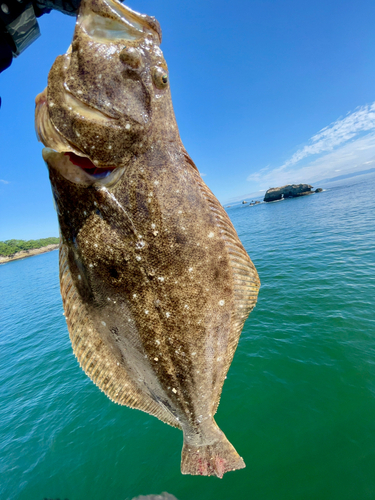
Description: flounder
xmin=35 ymin=0 xmax=260 ymax=478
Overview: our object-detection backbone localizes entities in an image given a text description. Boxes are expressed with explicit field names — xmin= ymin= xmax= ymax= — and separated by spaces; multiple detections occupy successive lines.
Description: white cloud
xmin=247 ymin=102 xmax=375 ymax=189
xmin=0 ymin=179 xmax=9 ymax=184
xmin=280 ymin=102 xmax=375 ymax=169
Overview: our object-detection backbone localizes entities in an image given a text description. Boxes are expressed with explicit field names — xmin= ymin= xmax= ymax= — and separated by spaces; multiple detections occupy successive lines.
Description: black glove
xmin=0 ymin=0 xmax=81 ymax=74
xmin=33 ymin=0 xmax=81 ymax=17
xmin=0 ymin=30 xmax=13 ymax=73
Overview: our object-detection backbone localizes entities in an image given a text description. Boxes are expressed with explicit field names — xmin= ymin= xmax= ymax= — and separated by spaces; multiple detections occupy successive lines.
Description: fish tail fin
xmin=181 ymin=428 xmax=245 ymax=478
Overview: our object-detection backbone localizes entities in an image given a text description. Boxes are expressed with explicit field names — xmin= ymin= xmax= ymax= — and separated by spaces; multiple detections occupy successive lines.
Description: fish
xmin=35 ymin=0 xmax=260 ymax=478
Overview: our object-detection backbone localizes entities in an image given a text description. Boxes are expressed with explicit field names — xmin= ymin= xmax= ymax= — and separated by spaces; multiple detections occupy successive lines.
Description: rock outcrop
xmin=264 ymin=184 xmax=314 ymax=202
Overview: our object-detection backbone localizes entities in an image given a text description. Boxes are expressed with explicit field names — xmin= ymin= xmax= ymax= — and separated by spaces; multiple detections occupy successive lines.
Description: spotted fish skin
xmin=35 ymin=0 xmax=260 ymax=478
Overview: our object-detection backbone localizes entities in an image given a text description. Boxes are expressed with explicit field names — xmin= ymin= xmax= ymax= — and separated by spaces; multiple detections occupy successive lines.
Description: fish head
xmin=35 ymin=0 xmax=179 ymax=172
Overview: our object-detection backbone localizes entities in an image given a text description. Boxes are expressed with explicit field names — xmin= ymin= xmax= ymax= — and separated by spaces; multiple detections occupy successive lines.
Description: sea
xmin=1 ymin=174 xmax=375 ymax=500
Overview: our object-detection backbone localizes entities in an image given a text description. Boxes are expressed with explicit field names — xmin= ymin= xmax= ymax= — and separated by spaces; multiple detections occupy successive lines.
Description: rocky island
xmin=264 ymin=184 xmax=322 ymax=202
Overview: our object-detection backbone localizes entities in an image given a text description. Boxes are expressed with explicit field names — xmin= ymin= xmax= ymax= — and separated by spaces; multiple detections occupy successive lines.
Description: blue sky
xmin=1 ymin=0 xmax=375 ymax=239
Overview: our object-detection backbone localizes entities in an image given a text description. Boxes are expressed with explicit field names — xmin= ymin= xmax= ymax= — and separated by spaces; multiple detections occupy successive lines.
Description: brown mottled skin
xmin=35 ymin=0 xmax=260 ymax=478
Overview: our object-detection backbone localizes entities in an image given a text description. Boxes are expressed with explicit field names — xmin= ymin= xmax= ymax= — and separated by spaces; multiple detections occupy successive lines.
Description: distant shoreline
xmin=0 ymin=244 xmax=59 ymax=264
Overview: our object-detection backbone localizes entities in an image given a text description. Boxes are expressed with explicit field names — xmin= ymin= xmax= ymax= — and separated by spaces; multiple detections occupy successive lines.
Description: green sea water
xmin=1 ymin=174 xmax=375 ymax=500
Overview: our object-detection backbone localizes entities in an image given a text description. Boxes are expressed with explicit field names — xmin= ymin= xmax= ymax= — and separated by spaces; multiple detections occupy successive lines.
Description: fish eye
xmin=119 ymin=46 xmax=142 ymax=68
xmin=152 ymin=67 xmax=168 ymax=89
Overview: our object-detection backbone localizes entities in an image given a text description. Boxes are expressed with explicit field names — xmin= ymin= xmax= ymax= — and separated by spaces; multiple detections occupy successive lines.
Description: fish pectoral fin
xmin=59 ymin=243 xmax=181 ymax=429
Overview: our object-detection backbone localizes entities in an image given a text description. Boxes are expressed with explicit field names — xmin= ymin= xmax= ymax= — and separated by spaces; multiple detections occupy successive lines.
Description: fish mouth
xmin=42 ymin=148 xmax=125 ymax=187
xmin=64 ymin=152 xmax=117 ymax=179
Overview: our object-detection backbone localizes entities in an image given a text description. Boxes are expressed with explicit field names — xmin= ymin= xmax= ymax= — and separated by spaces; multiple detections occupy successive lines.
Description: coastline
xmin=0 ymin=244 xmax=59 ymax=264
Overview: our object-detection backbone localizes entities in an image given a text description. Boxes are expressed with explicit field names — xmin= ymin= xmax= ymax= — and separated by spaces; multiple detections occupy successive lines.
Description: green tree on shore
xmin=0 ymin=238 xmax=59 ymax=257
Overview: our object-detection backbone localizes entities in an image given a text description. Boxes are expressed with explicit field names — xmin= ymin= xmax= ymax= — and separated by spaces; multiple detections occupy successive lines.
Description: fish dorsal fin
xmin=59 ymin=243 xmax=181 ymax=429
xmin=191 ymin=169 xmax=260 ymax=412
